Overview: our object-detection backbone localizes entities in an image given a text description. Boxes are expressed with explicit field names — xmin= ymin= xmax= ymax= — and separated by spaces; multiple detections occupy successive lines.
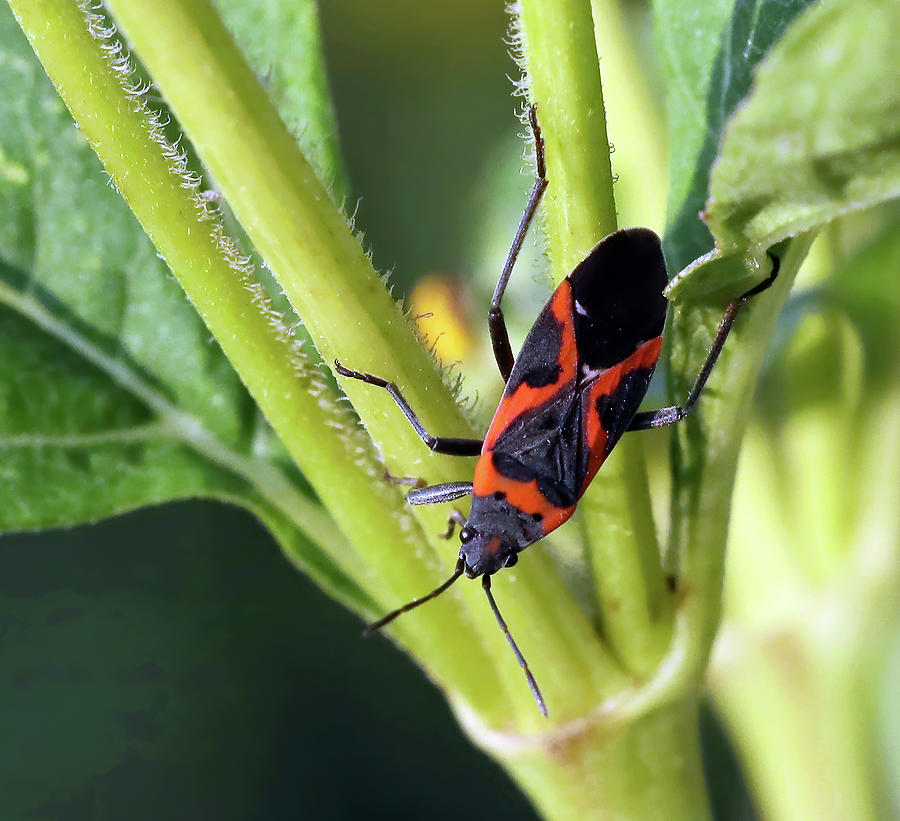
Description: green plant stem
xmin=709 ymin=359 xmax=900 ymax=821
xmin=589 ymin=0 xmax=667 ymax=230
xmin=517 ymin=0 xmax=617 ymax=275
xmin=4 ymin=1 xmax=359 ymax=557
xmin=581 ymin=446 xmax=674 ymax=674
xmin=483 ymin=699 xmax=711 ymax=821
xmin=12 ymin=0 xmax=628 ymax=729
xmin=104 ymin=0 xmax=476 ymax=488
xmin=710 ymin=627 xmax=877 ymax=821
xmin=666 ymin=236 xmax=815 ymax=686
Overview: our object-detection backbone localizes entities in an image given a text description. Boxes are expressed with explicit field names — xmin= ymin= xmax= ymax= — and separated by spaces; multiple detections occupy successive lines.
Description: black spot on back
xmin=521 ymin=362 xmax=561 ymax=387
xmin=569 ymin=228 xmax=668 ymax=370
xmin=490 ymin=382 xmax=585 ymax=506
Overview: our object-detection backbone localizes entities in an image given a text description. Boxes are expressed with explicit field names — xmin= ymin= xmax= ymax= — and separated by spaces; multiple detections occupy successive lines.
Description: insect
xmin=335 ymin=107 xmax=778 ymax=716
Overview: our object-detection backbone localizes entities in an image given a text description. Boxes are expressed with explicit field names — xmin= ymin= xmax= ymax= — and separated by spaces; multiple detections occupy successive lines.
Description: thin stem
xmin=516 ymin=0 xmax=618 ymax=276
xmin=589 ymin=0 xmax=667 ymax=230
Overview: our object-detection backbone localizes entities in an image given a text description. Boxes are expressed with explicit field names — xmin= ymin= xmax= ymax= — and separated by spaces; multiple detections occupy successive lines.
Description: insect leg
xmin=335 ymin=361 xmax=484 ymax=455
xmin=405 ymin=483 xmax=472 ymax=537
xmin=440 ymin=509 xmax=469 ymax=540
xmin=489 ymin=106 xmax=549 ymax=382
xmin=628 ymin=253 xmax=780 ymax=432
xmin=407 ymin=482 xmax=474 ymax=506
xmin=383 ymin=470 xmax=426 ymax=488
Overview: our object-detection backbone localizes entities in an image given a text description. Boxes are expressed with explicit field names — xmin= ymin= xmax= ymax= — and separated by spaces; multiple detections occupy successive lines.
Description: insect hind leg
xmin=627 ymin=252 xmax=780 ymax=432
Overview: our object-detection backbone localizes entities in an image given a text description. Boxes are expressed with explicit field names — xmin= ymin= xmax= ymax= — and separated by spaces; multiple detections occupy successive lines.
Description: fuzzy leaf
xmin=654 ymin=0 xmax=814 ymax=273
xmin=667 ymin=0 xmax=900 ymax=301
xmin=705 ymin=0 xmax=900 ymax=252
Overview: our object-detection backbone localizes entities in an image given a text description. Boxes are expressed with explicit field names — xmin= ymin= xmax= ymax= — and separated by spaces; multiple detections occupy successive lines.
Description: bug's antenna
xmin=363 ymin=558 xmax=465 ymax=635
xmin=482 ymin=574 xmax=548 ymax=717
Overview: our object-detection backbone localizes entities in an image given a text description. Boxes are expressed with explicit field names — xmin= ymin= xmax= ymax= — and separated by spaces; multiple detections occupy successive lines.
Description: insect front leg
xmin=628 ymin=253 xmax=780 ymax=432
xmin=489 ymin=106 xmax=549 ymax=382
xmin=406 ymin=483 xmax=472 ymax=539
xmin=335 ymin=362 xmax=483 ymax=456
xmin=406 ymin=482 xmax=474 ymax=506
xmin=440 ymin=509 xmax=468 ymax=540
xmin=383 ymin=470 xmax=427 ymax=488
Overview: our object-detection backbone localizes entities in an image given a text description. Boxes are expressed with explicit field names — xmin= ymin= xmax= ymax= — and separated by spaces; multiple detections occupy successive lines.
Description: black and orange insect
xmin=335 ymin=108 xmax=778 ymax=716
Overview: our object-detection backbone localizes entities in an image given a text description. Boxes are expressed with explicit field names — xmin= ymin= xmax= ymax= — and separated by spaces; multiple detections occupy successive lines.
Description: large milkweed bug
xmin=335 ymin=107 xmax=778 ymax=716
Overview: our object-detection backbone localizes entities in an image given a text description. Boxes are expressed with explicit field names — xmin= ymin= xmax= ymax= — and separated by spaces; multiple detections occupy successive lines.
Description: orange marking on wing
xmin=483 ymin=282 xmax=578 ymax=452
xmin=473 ymin=455 xmax=576 ymax=535
xmin=580 ymin=336 xmax=663 ymax=494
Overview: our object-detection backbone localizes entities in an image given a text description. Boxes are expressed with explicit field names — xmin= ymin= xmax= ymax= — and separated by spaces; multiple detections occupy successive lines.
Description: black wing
xmin=568 ymin=228 xmax=668 ymax=372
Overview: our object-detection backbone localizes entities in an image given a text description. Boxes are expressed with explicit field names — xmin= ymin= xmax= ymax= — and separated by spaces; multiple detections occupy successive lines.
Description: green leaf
xmin=654 ymin=0 xmax=814 ymax=272
xmin=705 ymin=0 xmax=900 ymax=253
xmin=0 ymin=4 xmax=371 ymax=612
xmin=668 ymin=0 xmax=900 ymax=302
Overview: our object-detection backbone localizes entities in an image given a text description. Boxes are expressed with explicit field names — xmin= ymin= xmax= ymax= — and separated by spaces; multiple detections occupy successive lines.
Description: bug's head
xmin=458 ymin=525 xmax=519 ymax=578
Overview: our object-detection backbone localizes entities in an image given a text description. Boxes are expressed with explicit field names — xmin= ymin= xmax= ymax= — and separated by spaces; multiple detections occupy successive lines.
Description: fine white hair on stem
xmin=75 ymin=0 xmax=406 ymax=486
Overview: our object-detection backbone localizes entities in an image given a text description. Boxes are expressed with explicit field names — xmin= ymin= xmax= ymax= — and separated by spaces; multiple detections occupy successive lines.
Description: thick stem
xmin=485 ymin=699 xmax=711 ymax=821
xmin=710 ymin=631 xmax=877 ymax=821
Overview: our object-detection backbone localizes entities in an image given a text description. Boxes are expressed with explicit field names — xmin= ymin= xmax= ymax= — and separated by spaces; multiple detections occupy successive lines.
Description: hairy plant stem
xmin=100 ymin=0 xmax=626 ymax=727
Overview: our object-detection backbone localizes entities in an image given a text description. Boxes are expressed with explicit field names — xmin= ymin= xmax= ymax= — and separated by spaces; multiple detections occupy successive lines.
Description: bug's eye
xmin=504 ymin=552 xmax=518 ymax=568
xmin=459 ymin=526 xmax=476 ymax=544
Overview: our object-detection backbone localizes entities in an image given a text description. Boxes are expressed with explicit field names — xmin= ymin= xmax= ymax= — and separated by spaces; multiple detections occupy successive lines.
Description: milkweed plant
xmin=3 ymin=0 xmax=900 ymax=818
